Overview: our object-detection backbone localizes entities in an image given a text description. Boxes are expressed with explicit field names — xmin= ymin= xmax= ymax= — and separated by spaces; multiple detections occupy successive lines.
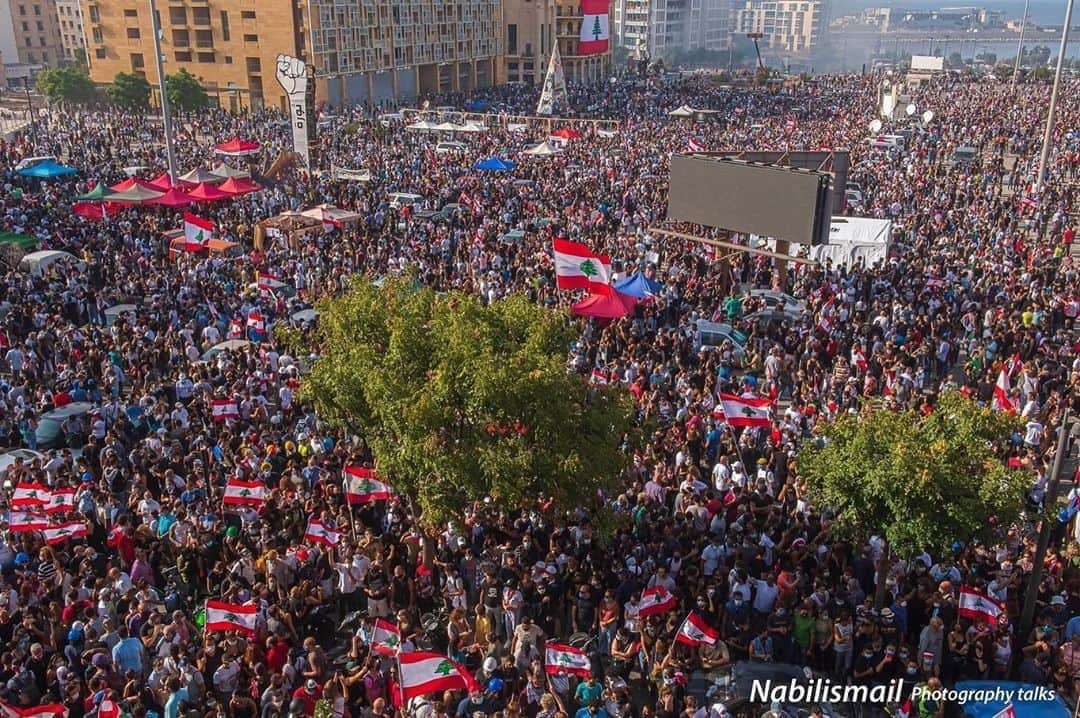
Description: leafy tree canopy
xmin=107 ymin=72 xmax=152 ymax=110
xmin=300 ymin=277 xmax=639 ymax=529
xmin=36 ymin=64 xmax=96 ymax=105
xmin=166 ymin=68 xmax=210 ymax=112
xmin=797 ymin=392 xmax=1028 ymax=557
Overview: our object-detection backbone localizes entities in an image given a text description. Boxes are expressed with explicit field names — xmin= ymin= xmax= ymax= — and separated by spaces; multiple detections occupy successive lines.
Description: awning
xmin=214 ymin=136 xmax=261 ymax=156
xmin=108 ymin=185 xmax=165 ymax=204
xmin=179 ymin=167 xmax=225 ymax=185
xmin=146 ymin=188 xmax=196 ymax=207
xmin=571 ymin=290 xmax=637 ymax=319
xmin=217 ymin=177 xmax=262 ymax=195
xmin=186 ymin=182 xmax=233 ymax=201
xmin=18 ymin=160 xmax=77 ymax=179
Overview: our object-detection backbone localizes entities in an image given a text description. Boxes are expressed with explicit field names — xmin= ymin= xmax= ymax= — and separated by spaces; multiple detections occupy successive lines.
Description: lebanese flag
xmin=687 ymin=137 xmax=706 ymax=153
xmin=816 ymin=295 xmax=836 ymax=332
xmin=1004 ymin=352 xmax=1023 ymax=377
xmin=638 ymin=585 xmax=677 ymax=617
xmin=212 ymin=399 xmax=239 ymax=422
xmin=675 ymin=611 xmax=720 ymax=646
xmin=713 ymin=393 xmax=771 ymax=427
xmin=228 ymin=318 xmax=244 ymax=338
xmin=590 ymin=368 xmax=609 ymax=386
xmin=924 ymin=277 xmax=946 ymax=291
xmin=183 ymin=213 xmax=215 ymax=251
xmin=398 ymin=651 xmax=480 ymax=701
xmin=8 ymin=510 xmax=48 ymax=533
xmin=362 ymin=618 xmax=403 ymax=655
xmin=958 ymin=586 xmax=1004 ymax=625
xmin=256 ymin=272 xmax=278 ymax=291
xmin=1020 ymin=195 xmax=1038 ymax=211
xmin=204 ymin=599 xmax=258 ymax=636
xmin=222 ymin=479 xmax=268 ymax=507
xmin=785 ymin=114 xmax=797 ymax=132
xmin=44 ymin=487 xmax=76 ymax=514
xmin=0 ymin=703 xmax=68 ymax=718
xmin=305 ymin=519 xmax=341 ymax=547
xmin=993 ymin=705 xmax=1017 ymax=718
xmin=459 ymin=191 xmax=481 ymax=214
xmin=553 ymin=238 xmax=611 ymax=292
xmin=246 ymin=312 xmax=266 ymax=341
xmin=545 ymin=642 xmax=592 ymax=677
xmin=992 ymin=369 xmax=1014 ymax=413
xmin=12 ymin=483 xmax=49 ymax=508
xmin=344 ymin=466 xmax=393 ymax=503
xmin=42 ymin=520 xmax=89 ymax=545
xmin=578 ymin=0 xmax=610 ymax=55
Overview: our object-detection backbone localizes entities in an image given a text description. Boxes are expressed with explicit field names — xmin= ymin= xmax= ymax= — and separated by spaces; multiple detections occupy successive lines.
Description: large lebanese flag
xmin=183 ymin=213 xmax=215 ymax=251
xmin=44 ymin=487 xmax=76 ymax=515
xmin=958 ymin=586 xmax=1004 ymax=625
xmin=8 ymin=510 xmax=48 ymax=533
xmin=212 ymin=399 xmax=239 ymax=422
xmin=0 ymin=703 xmax=68 ymax=718
xmin=675 ymin=611 xmax=720 ymax=646
xmin=305 ymin=519 xmax=341 ymax=547
xmin=222 ymin=479 xmax=268 ymax=507
xmin=992 ymin=369 xmax=1014 ymax=413
xmin=12 ymin=483 xmax=49 ymax=508
xmin=545 ymin=642 xmax=591 ymax=677
xmin=553 ymin=238 xmax=611 ymax=292
xmin=578 ymin=0 xmax=610 ymax=55
xmin=43 ymin=520 xmax=89 ymax=545
xmin=713 ymin=393 xmax=771 ymax=427
xmin=638 ymin=585 xmax=677 ymax=617
xmin=362 ymin=618 xmax=403 ymax=655
xmin=344 ymin=466 xmax=393 ymax=503
xmin=205 ymin=599 xmax=258 ymax=636
xmin=399 ymin=651 xmax=479 ymax=700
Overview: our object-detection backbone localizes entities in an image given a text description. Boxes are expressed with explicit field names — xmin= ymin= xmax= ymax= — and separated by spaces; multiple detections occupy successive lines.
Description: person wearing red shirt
xmin=266 ymin=633 xmax=290 ymax=674
xmin=291 ymin=680 xmax=323 ymax=717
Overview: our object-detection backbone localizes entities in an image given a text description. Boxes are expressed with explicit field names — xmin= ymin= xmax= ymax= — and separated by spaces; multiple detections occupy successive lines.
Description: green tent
xmin=0 ymin=232 xmax=37 ymax=250
xmin=76 ymin=184 xmax=114 ymax=201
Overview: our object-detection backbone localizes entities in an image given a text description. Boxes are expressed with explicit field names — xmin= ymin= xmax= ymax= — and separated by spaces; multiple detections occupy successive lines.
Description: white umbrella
xmin=434 ymin=122 xmax=459 ymax=132
xmin=523 ymin=141 xmax=562 ymax=157
xmin=406 ymin=120 xmax=436 ymax=131
xmin=667 ymin=105 xmax=695 ymax=118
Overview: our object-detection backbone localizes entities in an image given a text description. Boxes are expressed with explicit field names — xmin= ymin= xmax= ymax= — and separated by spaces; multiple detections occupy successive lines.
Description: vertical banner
xmin=275 ymin=54 xmax=311 ymax=172
xmin=578 ymin=0 xmax=610 ymax=55
xmin=537 ymin=45 xmax=568 ymax=116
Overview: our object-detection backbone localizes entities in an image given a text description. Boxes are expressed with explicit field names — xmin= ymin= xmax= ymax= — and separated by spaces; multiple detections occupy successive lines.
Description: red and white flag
xmin=577 ymin=0 xmax=609 ymax=55
xmin=246 ymin=312 xmax=266 ymax=333
xmin=816 ymin=295 xmax=836 ymax=333
xmin=1020 ymin=195 xmax=1038 ymax=211
xmin=343 ymin=466 xmax=393 ymax=503
xmin=687 ymin=137 xmax=706 ymax=153
xmin=44 ymin=487 xmax=76 ymax=515
xmin=0 ymin=703 xmax=68 ymax=718
xmin=8 ymin=510 xmax=48 ymax=533
xmin=1004 ymin=352 xmax=1023 ymax=377
xmin=204 ymin=599 xmax=258 ymax=636
xmin=992 ymin=369 xmax=1014 ymax=413
xmin=398 ymin=651 xmax=479 ymax=701
xmin=924 ymin=277 xmax=946 ymax=292
xmin=42 ymin=521 xmax=89 ymax=545
xmin=993 ymin=705 xmax=1017 ymax=718
xmin=256 ymin=272 xmax=278 ymax=291
xmin=305 ymin=519 xmax=341 ymax=547
xmin=12 ymin=483 xmax=49 ymax=508
xmin=544 ymin=642 xmax=592 ymax=677
xmin=785 ymin=114 xmax=797 ymax=132
xmin=361 ymin=618 xmax=403 ymax=655
xmin=590 ymin=368 xmax=610 ymax=386
xmin=222 ymin=479 xmax=268 ymax=507
xmin=638 ymin=585 xmax=678 ymax=617
xmin=183 ymin=213 xmax=214 ymax=252
xmin=458 ymin=191 xmax=481 ymax=214
xmin=713 ymin=394 xmax=771 ymax=427
xmin=228 ymin=318 xmax=244 ymax=338
xmin=552 ymin=238 xmax=612 ymax=292
xmin=675 ymin=611 xmax=720 ymax=646
xmin=212 ymin=399 xmax=239 ymax=422
xmin=958 ymin=586 xmax=1004 ymax=625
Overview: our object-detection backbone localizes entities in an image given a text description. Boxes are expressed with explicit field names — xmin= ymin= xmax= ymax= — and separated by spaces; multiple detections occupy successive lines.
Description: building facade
xmin=0 ymin=0 xmax=63 ymax=70
xmin=731 ymin=0 xmax=826 ymax=53
xmin=613 ymin=0 xmax=727 ymax=62
xmin=553 ymin=0 xmax=610 ymax=82
xmin=55 ymin=0 xmax=84 ymax=62
xmin=500 ymin=0 xmax=554 ymax=85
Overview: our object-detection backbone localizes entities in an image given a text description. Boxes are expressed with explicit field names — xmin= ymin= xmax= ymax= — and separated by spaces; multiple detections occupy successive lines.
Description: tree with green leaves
xmin=106 ymin=72 xmax=152 ymax=110
xmin=797 ymin=392 xmax=1028 ymax=559
xmin=166 ymin=68 xmax=210 ymax=112
xmin=36 ymin=64 xmax=96 ymax=105
xmin=300 ymin=277 xmax=639 ymax=531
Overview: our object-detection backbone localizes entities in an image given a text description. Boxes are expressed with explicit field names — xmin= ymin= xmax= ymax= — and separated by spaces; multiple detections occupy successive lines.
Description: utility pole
xmin=1017 ymin=408 xmax=1072 ymax=654
xmin=1012 ymin=0 xmax=1030 ymax=87
xmin=23 ymin=82 xmax=34 ymax=145
xmin=148 ymin=0 xmax=179 ymax=184
xmin=1035 ymin=0 xmax=1074 ymax=193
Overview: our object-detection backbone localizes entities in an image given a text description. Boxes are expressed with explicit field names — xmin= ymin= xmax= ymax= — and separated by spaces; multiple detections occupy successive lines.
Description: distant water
xmin=833 ymin=0 xmax=1075 ymax=24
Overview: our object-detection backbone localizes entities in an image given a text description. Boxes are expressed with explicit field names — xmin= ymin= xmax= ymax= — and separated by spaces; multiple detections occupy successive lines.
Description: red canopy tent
xmin=187 ymin=182 xmax=233 ymax=201
xmin=551 ymin=127 xmax=583 ymax=140
xmin=571 ymin=290 xmax=637 ymax=319
xmin=148 ymin=173 xmax=193 ymax=191
xmin=109 ymin=177 xmax=160 ymax=193
xmin=146 ymin=188 xmax=196 ymax=207
xmin=214 ymin=137 xmax=261 ymax=156
xmin=108 ymin=185 xmax=165 ymax=204
xmin=72 ymin=201 xmax=123 ymax=220
xmin=217 ymin=177 xmax=262 ymax=195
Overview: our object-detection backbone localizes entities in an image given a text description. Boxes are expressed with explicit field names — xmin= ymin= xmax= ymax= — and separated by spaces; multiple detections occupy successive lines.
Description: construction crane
xmin=746 ymin=32 xmax=766 ymax=73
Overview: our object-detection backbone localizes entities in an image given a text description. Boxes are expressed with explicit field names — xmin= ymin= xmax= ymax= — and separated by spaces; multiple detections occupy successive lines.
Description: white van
xmin=435 ymin=141 xmax=467 ymax=155
xmin=377 ymin=113 xmax=404 ymax=127
xmin=14 ymin=156 xmax=57 ymax=171
xmin=388 ymin=192 xmax=423 ymax=210
xmin=18 ymin=250 xmax=83 ymax=277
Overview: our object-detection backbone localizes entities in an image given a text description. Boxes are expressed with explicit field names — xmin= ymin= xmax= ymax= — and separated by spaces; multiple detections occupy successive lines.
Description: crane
xmin=746 ymin=32 xmax=766 ymax=73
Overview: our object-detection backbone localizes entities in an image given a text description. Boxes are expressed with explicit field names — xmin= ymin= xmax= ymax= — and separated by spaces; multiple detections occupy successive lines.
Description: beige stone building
xmin=553 ymin=0 xmax=611 ymax=83
xmin=54 ymin=0 xmax=84 ymax=62
xmin=731 ymin=0 xmax=827 ymax=53
xmin=0 ymin=0 xmax=64 ymax=69
xmin=500 ymin=0 xmax=554 ymax=85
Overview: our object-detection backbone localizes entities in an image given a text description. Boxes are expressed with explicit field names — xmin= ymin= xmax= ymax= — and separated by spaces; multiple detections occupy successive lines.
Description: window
xmin=88 ymin=4 xmax=98 ymax=21
xmin=126 ymin=26 xmax=139 ymax=38
xmin=240 ymin=10 xmax=255 ymax=18
xmin=23 ymin=36 xmax=31 ymax=46
xmin=32 ymin=4 xmax=39 ymax=14
xmin=175 ymin=50 xmax=191 ymax=61
xmin=525 ymin=42 xmax=532 ymax=56
xmin=245 ymin=56 xmax=260 ymax=72
xmin=123 ymin=8 xmax=136 ymax=17
xmin=17 ymin=5 xmax=24 ymax=14
xmin=94 ymin=47 xmax=105 ymax=58
xmin=242 ymin=33 xmax=257 ymax=42
xmin=169 ymin=6 xmax=185 ymax=24
xmin=223 ymin=55 xmax=232 ymax=63
xmin=219 ymin=10 xmax=229 ymax=40
xmin=35 ymin=20 xmax=42 ymax=30
xmin=38 ymin=36 xmax=44 ymax=45
xmin=195 ymin=28 xmax=212 ymax=46
xmin=172 ymin=29 xmax=188 ymax=45
xmin=130 ymin=52 xmax=144 ymax=69
xmin=91 ymin=26 xmax=102 ymax=42
xmin=197 ymin=51 xmax=213 ymax=62
xmin=192 ymin=6 xmax=209 ymax=24
xmin=20 ymin=21 xmax=27 ymax=30
xmin=507 ymin=23 xmax=516 ymax=54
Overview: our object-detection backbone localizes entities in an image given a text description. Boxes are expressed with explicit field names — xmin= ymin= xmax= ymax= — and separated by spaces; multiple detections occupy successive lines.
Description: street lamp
xmin=148 ymin=0 xmax=179 ymax=184
xmin=1035 ymin=0 xmax=1075 ymax=192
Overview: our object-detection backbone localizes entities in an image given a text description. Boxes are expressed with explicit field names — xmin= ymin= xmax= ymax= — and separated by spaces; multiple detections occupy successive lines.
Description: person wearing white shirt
xmin=700 ymin=536 xmax=724 ymax=577
xmin=749 ymin=574 xmax=779 ymax=616
xmin=712 ymin=457 xmax=731 ymax=492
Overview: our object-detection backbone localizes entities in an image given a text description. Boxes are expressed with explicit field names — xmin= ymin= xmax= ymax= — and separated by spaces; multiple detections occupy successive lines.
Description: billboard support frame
xmin=648 ymin=227 xmax=818 ymax=266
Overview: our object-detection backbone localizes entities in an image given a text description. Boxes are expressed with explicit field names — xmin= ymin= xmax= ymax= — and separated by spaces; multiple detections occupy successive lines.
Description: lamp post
xmin=148 ymin=0 xmax=179 ymax=184
xmin=1012 ymin=0 xmax=1030 ymax=87
xmin=1035 ymin=0 xmax=1074 ymax=193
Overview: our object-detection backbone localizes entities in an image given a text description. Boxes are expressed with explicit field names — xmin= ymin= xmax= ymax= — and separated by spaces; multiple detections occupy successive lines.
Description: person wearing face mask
xmin=723 ymin=591 xmax=749 ymax=640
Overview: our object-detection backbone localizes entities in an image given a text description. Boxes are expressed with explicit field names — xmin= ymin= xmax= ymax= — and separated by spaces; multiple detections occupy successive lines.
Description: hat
xmin=13 ymin=552 xmax=28 ymax=565
xmin=1051 ymin=595 xmax=1066 ymax=606
xmin=305 ymin=679 xmax=317 ymax=693
xmin=757 ymin=458 xmax=767 ymax=465
xmin=880 ymin=608 xmax=894 ymax=619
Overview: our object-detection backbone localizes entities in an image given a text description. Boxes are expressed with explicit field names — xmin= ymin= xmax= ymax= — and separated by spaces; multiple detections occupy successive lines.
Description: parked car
xmin=35 ymin=402 xmax=95 ymax=450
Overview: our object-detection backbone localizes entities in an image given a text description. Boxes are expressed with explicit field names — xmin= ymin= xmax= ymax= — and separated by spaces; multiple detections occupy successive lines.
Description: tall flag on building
xmin=537 ymin=44 xmax=568 ymax=116
xmin=552 ymin=238 xmax=612 ymax=292
xmin=578 ymin=0 xmax=610 ymax=55
xmin=183 ymin=213 xmax=215 ymax=251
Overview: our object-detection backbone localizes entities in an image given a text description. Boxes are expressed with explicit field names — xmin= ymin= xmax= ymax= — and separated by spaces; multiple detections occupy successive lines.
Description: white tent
xmin=457 ymin=122 xmax=487 ymax=133
xmin=405 ymin=120 xmax=437 ymax=131
xmin=507 ymin=123 xmax=528 ymax=133
xmin=523 ymin=141 xmax=562 ymax=157
xmin=668 ymin=105 xmax=695 ymax=118
xmin=434 ymin=122 xmax=460 ymax=132
xmin=212 ymin=162 xmax=250 ymax=178
xmin=809 ymin=217 xmax=893 ymax=267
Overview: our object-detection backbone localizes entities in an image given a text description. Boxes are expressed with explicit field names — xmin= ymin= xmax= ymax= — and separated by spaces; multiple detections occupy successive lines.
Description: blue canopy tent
xmin=955 ymin=682 xmax=1069 ymax=718
xmin=18 ymin=160 xmax=77 ymax=179
xmin=614 ymin=271 xmax=662 ymax=299
xmin=474 ymin=157 xmax=517 ymax=172
xmin=465 ymin=100 xmax=488 ymax=111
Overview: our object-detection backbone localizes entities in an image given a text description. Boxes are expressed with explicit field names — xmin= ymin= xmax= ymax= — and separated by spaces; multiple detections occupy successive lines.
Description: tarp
xmin=572 ymin=290 xmax=637 ymax=319
xmin=668 ymin=104 xmax=695 ymax=118
xmin=146 ymin=188 xmax=196 ymax=207
xmin=187 ymin=182 xmax=233 ymax=201
xmin=550 ymin=127 xmax=583 ymax=139
xmin=148 ymin=172 xmax=191 ymax=191
xmin=179 ymin=168 xmax=225 ymax=185
xmin=76 ymin=183 xmax=114 ymax=201
xmin=523 ymin=141 xmax=562 ymax=157
xmin=614 ymin=271 xmax=662 ymax=299
xmin=107 ymin=185 xmax=165 ymax=204
xmin=957 ymin=682 xmax=1069 ymax=718
xmin=217 ymin=177 xmax=262 ymax=195
xmin=211 ymin=163 xmax=250 ymax=179
xmin=808 ymin=217 xmax=892 ymax=267
xmin=18 ymin=160 xmax=76 ymax=178
xmin=110 ymin=177 xmax=160 ymax=193
xmin=474 ymin=157 xmax=516 ymax=171
xmin=72 ymin=202 xmax=122 ymax=220
xmin=405 ymin=121 xmax=437 ymax=131
xmin=0 ymin=231 xmax=37 ymax=249
xmin=214 ymin=136 xmax=261 ymax=155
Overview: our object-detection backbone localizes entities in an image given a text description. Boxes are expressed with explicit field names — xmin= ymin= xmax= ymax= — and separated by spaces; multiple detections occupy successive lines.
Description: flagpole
xmin=344 ymin=471 xmax=359 ymax=543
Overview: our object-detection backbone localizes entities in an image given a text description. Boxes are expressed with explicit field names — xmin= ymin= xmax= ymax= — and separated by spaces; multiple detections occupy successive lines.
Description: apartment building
xmin=613 ymin=0 xmax=727 ymax=61
xmin=81 ymin=0 xmax=501 ymax=109
xmin=501 ymin=0 xmax=555 ymax=85
xmin=552 ymin=0 xmax=610 ymax=83
xmin=55 ymin=0 xmax=84 ymax=62
xmin=731 ymin=0 xmax=827 ymax=53
xmin=0 ymin=0 xmax=63 ymax=71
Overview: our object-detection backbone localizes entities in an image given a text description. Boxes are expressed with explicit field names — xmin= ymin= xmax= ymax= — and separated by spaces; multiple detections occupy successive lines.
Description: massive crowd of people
xmin=0 ymin=68 xmax=1074 ymax=718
